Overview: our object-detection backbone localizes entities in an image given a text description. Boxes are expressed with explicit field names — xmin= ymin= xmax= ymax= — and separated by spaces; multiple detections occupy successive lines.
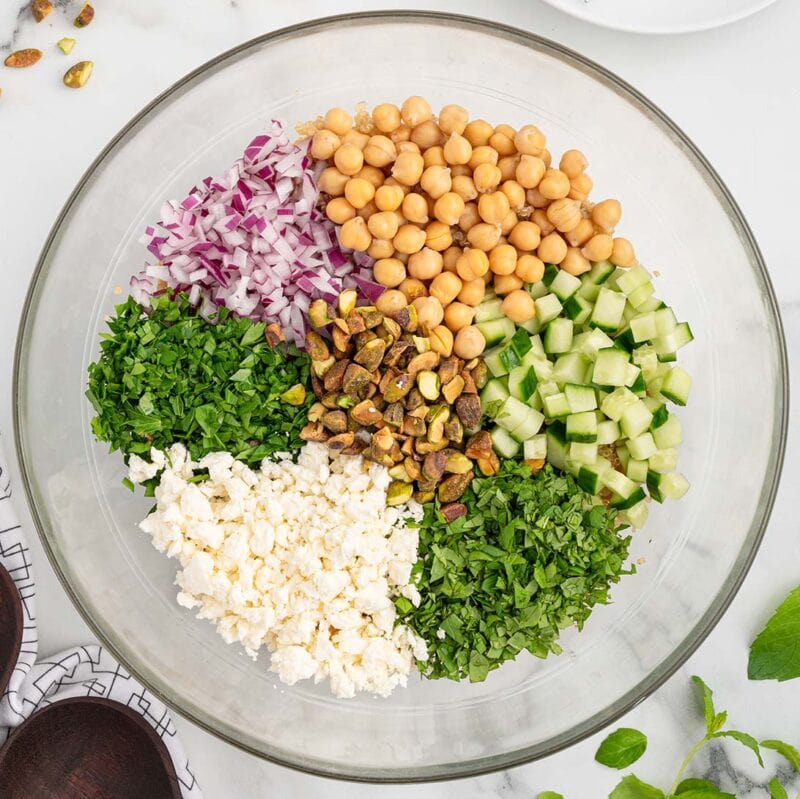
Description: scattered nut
xmin=438 ymin=471 xmax=474 ymax=502
xmin=4 ymin=49 xmax=42 ymax=68
xmin=63 ymin=60 xmax=93 ymax=88
xmin=440 ymin=502 xmax=468 ymax=522
xmin=31 ymin=0 xmax=53 ymax=22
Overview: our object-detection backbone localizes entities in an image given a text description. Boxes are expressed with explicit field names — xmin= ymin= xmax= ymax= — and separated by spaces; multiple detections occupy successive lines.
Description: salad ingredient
xmin=31 ymin=0 xmax=53 ymax=22
xmin=396 ymin=460 xmax=630 ymax=681
xmin=131 ymin=119 xmax=376 ymax=346
xmin=73 ymin=2 xmax=94 ymax=27
xmin=63 ymin=60 xmax=93 ymax=89
xmin=748 ymin=585 xmax=800 ymax=682
xmin=86 ymin=295 xmax=311 ymax=473
xmin=133 ymin=442 xmax=427 ymax=698
xmin=594 ymin=728 xmax=648 ymax=769
xmin=57 ymin=38 xmax=77 ymax=55
xmin=4 ymin=49 xmax=42 ymax=68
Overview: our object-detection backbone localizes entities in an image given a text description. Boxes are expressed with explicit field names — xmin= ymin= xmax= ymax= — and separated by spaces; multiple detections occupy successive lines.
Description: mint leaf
xmin=748 ymin=586 xmax=800 ymax=682
xmin=691 ymin=675 xmax=718 ymax=734
xmin=768 ymin=777 xmax=788 ymax=799
xmin=608 ymin=775 xmax=665 ymax=799
xmin=672 ymin=789 xmax=735 ymax=798
xmin=595 ymin=728 xmax=648 ymax=769
xmin=537 ymin=793 xmax=564 ymax=799
xmin=711 ymin=711 xmax=727 ymax=733
xmin=674 ymin=778 xmax=729 ymax=794
xmin=710 ymin=730 xmax=763 ymax=767
xmin=761 ymin=739 xmax=800 ymax=770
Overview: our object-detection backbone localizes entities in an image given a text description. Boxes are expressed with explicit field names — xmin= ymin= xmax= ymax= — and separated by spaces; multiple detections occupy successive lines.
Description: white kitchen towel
xmin=0 ymin=439 xmax=202 ymax=798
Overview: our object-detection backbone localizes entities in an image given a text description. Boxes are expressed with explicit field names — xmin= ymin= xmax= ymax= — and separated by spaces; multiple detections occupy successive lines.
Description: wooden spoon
xmin=0 ymin=697 xmax=183 ymax=799
xmin=0 ymin=562 xmax=23 ymax=697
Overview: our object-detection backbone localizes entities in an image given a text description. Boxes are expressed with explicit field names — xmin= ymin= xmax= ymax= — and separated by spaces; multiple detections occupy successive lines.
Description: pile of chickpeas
xmin=309 ymin=97 xmax=637 ymax=360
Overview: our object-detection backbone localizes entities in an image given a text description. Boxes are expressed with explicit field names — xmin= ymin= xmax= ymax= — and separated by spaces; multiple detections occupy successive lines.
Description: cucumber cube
xmin=620 ymin=400 xmax=653 ymax=438
xmin=528 ymin=280 xmax=548 ymax=299
xmin=563 ymin=294 xmax=593 ymax=324
xmin=603 ymin=469 xmax=638 ymax=497
xmin=480 ymin=378 xmax=510 ymax=417
xmin=578 ymin=328 xmax=614 ymax=361
xmin=474 ymin=298 xmax=504 ymax=324
xmin=593 ymin=348 xmax=631 ymax=386
xmin=544 ymin=317 xmax=574 ymax=354
xmin=566 ymin=411 xmax=598 ymax=443
xmin=532 ymin=357 xmax=554 ymax=381
xmin=546 ymin=423 xmax=569 ymax=470
xmin=478 ymin=317 xmax=516 ymax=348
xmin=491 ymin=426 xmax=520 ymax=458
xmin=630 ymin=312 xmax=657 ymax=342
xmin=615 ymin=265 xmax=651 ymax=295
xmin=597 ymin=419 xmax=621 ymax=445
xmin=627 ymin=282 xmax=656 ymax=309
xmin=569 ymin=442 xmax=598 ymax=463
xmin=653 ymin=415 xmax=682 ymax=448
xmin=549 ymin=270 xmax=582 ymax=301
xmin=552 ymin=351 xmax=589 ymax=386
xmin=565 ymin=383 xmax=598 ymax=413
xmin=649 ymin=448 xmax=678 ymax=472
xmin=654 ymin=307 xmax=678 ymax=335
xmin=627 ymin=432 xmax=658 ymax=460
xmin=535 ymin=293 xmax=563 ymax=325
xmin=661 ymin=472 xmax=690 ymax=499
xmin=600 ymin=386 xmax=639 ymax=421
xmin=584 ymin=260 xmax=616 ymax=286
xmin=483 ymin=346 xmax=508 ymax=377
xmin=543 ymin=392 xmax=571 ymax=419
xmin=508 ymin=365 xmax=538 ymax=402
xmin=626 ymin=458 xmax=649 ymax=483
xmin=590 ymin=288 xmax=627 ymax=333
xmin=660 ymin=366 xmax=692 ymax=406
xmin=495 ymin=396 xmax=533 ymax=432
xmin=537 ymin=380 xmax=559 ymax=400
xmin=621 ymin=500 xmax=649 ymax=529
xmin=523 ymin=434 xmax=547 ymax=460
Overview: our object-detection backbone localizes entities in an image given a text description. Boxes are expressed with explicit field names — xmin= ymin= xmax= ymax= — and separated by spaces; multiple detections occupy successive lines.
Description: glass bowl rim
xmin=12 ymin=9 xmax=789 ymax=783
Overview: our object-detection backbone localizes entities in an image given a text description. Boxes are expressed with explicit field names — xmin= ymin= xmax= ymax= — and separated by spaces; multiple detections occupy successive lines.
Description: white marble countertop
xmin=1 ymin=1 xmax=798 ymax=796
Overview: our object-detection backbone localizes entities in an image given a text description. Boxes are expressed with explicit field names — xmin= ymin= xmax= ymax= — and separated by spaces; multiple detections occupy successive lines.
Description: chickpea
xmin=310 ymin=129 xmax=341 ymax=160
xmin=610 ymin=237 xmax=637 ymax=267
xmin=561 ymin=247 xmax=592 ymax=276
xmin=357 ymin=200 xmax=378 ymax=220
xmin=373 ymin=103 xmax=401 ymax=134
xmin=463 ymin=119 xmax=494 ymax=147
xmin=356 ymin=165 xmax=385 ymax=189
xmin=413 ymin=296 xmax=445 ymax=332
xmin=326 ymin=197 xmax=356 ymax=224
xmin=368 ymin=239 xmax=395 ymax=260
xmin=501 ymin=289 xmax=536 ymax=323
xmin=493 ymin=273 xmax=523 ymax=295
xmin=478 ymin=191 xmax=510 ymax=225
xmin=343 ymin=177 xmax=375 ymax=210
xmin=467 ymin=222 xmax=502 ymax=251
xmin=526 ymin=187 xmax=550 ymax=209
xmin=430 ymin=325 xmax=454 ymax=357
xmin=339 ymin=216 xmax=372 ymax=251
xmin=392 ymin=151 xmax=425 ymax=186
xmin=395 ymin=251 xmax=409 ymax=265
xmin=456 ymin=248 xmax=489 ymax=281
xmin=468 ymin=145 xmax=499 ymax=171
xmin=498 ymin=154 xmax=520 ymax=182
xmin=433 ymin=192 xmax=466 ymax=226
xmin=473 ymin=163 xmax=502 ymax=193
xmin=538 ymin=169 xmax=571 ymax=200
xmin=393 ymin=224 xmax=427 ymax=255
xmin=439 ymin=104 xmax=469 ymax=135
xmin=443 ymin=132 xmax=473 ymax=166
xmin=500 ymin=209 xmax=518 ymax=236
xmin=423 ymin=146 xmax=446 ymax=168
xmin=383 ymin=176 xmax=411 ymax=193
xmin=490 ymin=124 xmax=517 ymax=157
xmin=453 ymin=325 xmax=486 ymax=358
xmin=324 ymin=107 xmax=353 ymax=137
xmin=429 ymin=271 xmax=463 ymax=305
xmin=509 ymin=220 xmax=541 ymax=251
xmin=537 ymin=232 xmax=568 ymax=264
xmin=376 ymin=288 xmax=407 ymax=316
xmin=442 ymin=246 xmax=461 ymax=273
xmin=565 ymin=217 xmax=595 ymax=247
xmin=363 ymin=135 xmax=396 ymax=168
xmin=541 ymin=149 xmax=553 ymax=168
xmin=546 ymin=198 xmax=582 ymax=233
xmin=513 ymin=124 xmax=545 ymax=156
xmin=500 ymin=180 xmax=526 ymax=210
xmin=399 ymin=141 xmax=423 ymax=157
xmin=411 ymin=120 xmax=444 ymax=149
xmin=450 ymin=164 xmax=471 ymax=177
xmin=318 ymin=167 xmax=349 ymax=196
xmin=569 ymin=173 xmax=593 ymax=202
xmin=374 ymin=184 xmax=405 ymax=212
xmin=342 ymin=129 xmax=370 ymax=150
xmin=458 ymin=277 xmax=486 ymax=307
xmin=368 ymin=210 xmax=401 ymax=240
xmin=401 ymin=96 xmax=432 ymax=128
xmin=373 ymin=257 xmax=407 ymax=288
xmin=489 ymin=243 xmax=518 ymax=276
xmin=333 ymin=143 xmax=364 ymax=176
xmin=532 ymin=209 xmax=555 ymax=236
xmin=390 ymin=125 xmax=412 ymax=144
xmin=425 ymin=220 xmax=453 ymax=251
xmin=420 ymin=165 xmax=452 ymax=199
xmin=398 ymin=277 xmax=428 ymax=302
xmin=516 ymin=254 xmax=545 ymax=283
xmin=515 ymin=155 xmax=546 ymax=189
xmin=559 ymin=149 xmax=588 ymax=179
xmin=444 ymin=302 xmax=476 ymax=332
xmin=407 ymin=247 xmax=443 ymax=281
xmin=457 ymin=202 xmax=479 ymax=232
xmin=402 ymin=193 xmax=429 ymax=224
xmin=582 ymin=233 xmax=614 ymax=262
xmin=592 ymin=199 xmax=622 ymax=232
xmin=452 ymin=174 xmax=478 ymax=201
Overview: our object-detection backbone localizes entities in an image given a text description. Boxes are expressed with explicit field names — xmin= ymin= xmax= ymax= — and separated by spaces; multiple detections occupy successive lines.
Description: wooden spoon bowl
xmin=0 ymin=562 xmax=23 ymax=697
xmin=0 ymin=697 xmax=182 ymax=798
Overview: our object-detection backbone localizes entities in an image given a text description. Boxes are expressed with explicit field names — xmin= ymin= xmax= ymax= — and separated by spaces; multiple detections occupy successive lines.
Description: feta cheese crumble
xmin=130 ymin=442 xmax=427 ymax=698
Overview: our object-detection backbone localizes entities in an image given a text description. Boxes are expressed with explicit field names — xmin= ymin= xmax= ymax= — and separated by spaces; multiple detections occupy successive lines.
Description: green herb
xmin=396 ymin=461 xmax=631 ymax=681
xmin=762 ymin=739 xmax=800 ymax=770
xmin=537 ymin=792 xmax=565 ymax=799
xmin=748 ymin=585 xmax=800 ymax=682
xmin=609 ymin=775 xmax=664 ymax=798
xmin=595 ymin=728 xmax=648 ymax=769
xmin=86 ymin=295 xmax=312 ymax=471
xmin=770 ymin=778 xmax=790 ymax=799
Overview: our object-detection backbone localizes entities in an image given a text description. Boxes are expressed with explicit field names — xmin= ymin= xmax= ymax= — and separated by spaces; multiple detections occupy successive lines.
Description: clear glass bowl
xmin=14 ymin=12 xmax=787 ymax=782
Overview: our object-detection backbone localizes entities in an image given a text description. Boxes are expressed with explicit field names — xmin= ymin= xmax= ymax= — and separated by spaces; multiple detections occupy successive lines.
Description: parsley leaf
xmin=748 ymin=586 xmax=800 ymax=682
xmin=709 ymin=730 xmax=763 ymax=767
xmin=595 ymin=728 xmax=648 ymax=769
xmin=761 ymin=738 xmax=800 ymax=770
xmin=608 ymin=775 xmax=664 ymax=799
xmin=768 ymin=777 xmax=788 ymax=799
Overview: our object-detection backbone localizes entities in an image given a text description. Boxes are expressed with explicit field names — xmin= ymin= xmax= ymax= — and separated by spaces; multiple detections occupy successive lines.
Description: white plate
xmin=540 ymin=0 xmax=780 ymax=34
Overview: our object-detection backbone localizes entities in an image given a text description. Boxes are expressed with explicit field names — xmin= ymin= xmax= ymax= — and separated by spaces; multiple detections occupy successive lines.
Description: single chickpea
xmin=425 ymin=220 xmax=453 ymax=251
xmin=538 ymin=169 xmax=571 ymax=200
xmin=489 ymin=243 xmax=518 ymax=276
xmin=610 ymin=237 xmax=636 ymax=267
xmin=438 ymin=104 xmax=469 ymax=135
xmin=401 ymin=96 xmax=433 ymax=128
xmin=423 ymin=146 xmax=446 ymax=168
xmin=561 ymin=247 xmax=592 ymax=276
xmin=310 ymin=129 xmax=341 ymax=160
xmin=375 ymin=288 xmax=407 ymax=316
xmin=443 ymin=132 xmax=473 ymax=166
xmin=429 ymin=271 xmax=463 ymax=305
xmin=341 ymin=129 xmax=370 ymax=150
xmin=569 ymin=173 xmax=593 ymax=202
xmin=514 ymin=124 xmax=546 ymax=156
xmin=395 ymin=251 xmax=409 ymax=265
xmin=478 ymin=191 xmax=510 ymax=225
xmin=413 ymin=296 xmax=445 ymax=332
xmin=452 ymin=174 xmax=478 ymax=201
xmin=502 ymin=289 xmax=536 ymax=323
xmin=453 ymin=325 xmax=486 ymax=358
xmin=444 ymin=303 xmax=476 ymax=332
xmin=498 ymin=155 xmax=521 ymax=182
xmin=368 ymin=239 xmax=395 ymax=260
xmin=559 ymin=149 xmax=588 ymax=179
xmin=402 ymin=193 xmax=429 ymax=224
xmin=363 ymin=135 xmax=397 ymax=168
xmin=373 ymin=257 xmax=407 ymax=288
xmin=516 ymin=254 xmax=545 ymax=283
xmin=473 ymin=162 xmax=503 ymax=193
xmin=410 ymin=120 xmax=444 ymax=149
xmin=458 ymin=202 xmax=480 ymax=232
xmin=541 ymin=148 xmax=553 ymax=168
xmin=383 ymin=176 xmax=410 ymax=194
xmin=458 ymin=277 xmax=486 ymax=306
xmin=526 ymin=187 xmax=550 ymax=208
xmin=325 ymin=197 xmax=356 ymax=224
xmin=582 ymin=233 xmax=614 ymax=262
xmin=397 ymin=142 xmax=420 ymax=157
xmin=493 ymin=273 xmax=523 ymax=295
xmin=373 ymin=103 xmax=402 ymax=133
xmin=333 ymin=143 xmax=364 ymax=176
xmin=420 ymin=165 xmax=452 ymax=199
xmin=456 ymin=248 xmax=490 ymax=282
xmin=500 ymin=180 xmax=526 ymax=210
xmin=356 ymin=165 xmax=385 ymax=188
xmin=392 ymin=151 xmax=425 ymax=186
xmin=515 ymin=155 xmax=546 ymax=189
xmin=368 ymin=210 xmax=401 ymax=240
xmin=430 ymin=325 xmax=454 ymax=357
xmin=393 ymin=224 xmax=427 ymax=255
xmin=468 ymin=145 xmax=499 ymax=171
xmin=398 ymin=277 xmax=427 ymax=302
xmin=592 ymin=199 xmax=622 ymax=232
xmin=344 ymin=177 xmax=376 ymax=210
xmin=509 ymin=220 xmax=541 ymax=251
xmin=318 ymin=167 xmax=349 ymax=196
xmin=434 ymin=192 xmax=466 ymax=226
xmin=324 ymin=107 xmax=353 ymax=137
xmin=374 ymin=184 xmax=405 ymax=212
xmin=390 ymin=125 xmax=412 ymax=144
xmin=463 ymin=119 xmax=494 ymax=147
xmin=339 ymin=216 xmax=372 ymax=251
xmin=489 ymin=124 xmax=517 ymax=157
xmin=532 ymin=209 xmax=555 ymax=236
xmin=500 ymin=209 xmax=518 ymax=236
xmin=546 ymin=198 xmax=582 ymax=233
xmin=450 ymin=164 xmax=471 ymax=177
xmin=407 ymin=247 xmax=444 ymax=281
xmin=442 ymin=246 xmax=461 ymax=273
xmin=565 ymin=217 xmax=595 ymax=247
xmin=537 ymin=232 xmax=568 ymax=264
xmin=467 ymin=222 xmax=502 ymax=251
xmin=357 ymin=200 xmax=379 ymax=220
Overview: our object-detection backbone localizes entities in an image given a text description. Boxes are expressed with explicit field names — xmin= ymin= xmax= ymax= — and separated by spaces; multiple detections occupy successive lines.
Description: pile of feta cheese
xmin=128 ymin=442 xmax=427 ymax=698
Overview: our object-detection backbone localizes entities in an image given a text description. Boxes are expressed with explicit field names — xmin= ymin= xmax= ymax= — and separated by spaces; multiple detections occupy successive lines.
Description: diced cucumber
xmin=474 ymin=298 xmax=504 ymax=324
xmin=646 ymin=470 xmax=665 ymax=503
xmin=578 ymin=328 xmax=614 ymax=361
xmin=532 ymin=358 xmax=554 ymax=382
xmin=566 ymin=411 xmax=598 ymax=443
xmin=616 ymin=443 xmax=630 ymax=470
xmin=616 ymin=265 xmax=651 ymax=295
xmin=654 ymin=307 xmax=677 ymax=335
xmin=510 ymin=409 xmax=545 ymax=442
xmin=673 ymin=322 xmax=694 ymax=348
xmin=528 ymin=281 xmax=549 ymax=300
xmin=643 ymin=397 xmax=668 ymax=429
xmin=552 ymin=351 xmax=589 ymax=386
xmin=583 ymin=260 xmax=616 ymax=286
xmin=495 ymin=397 xmax=534 ymax=432
xmin=620 ymin=400 xmax=654 ymax=439
xmin=520 ymin=334 xmax=546 ymax=361
xmin=620 ymin=500 xmax=649 ymax=529
xmin=597 ymin=419 xmax=620 ymax=445
xmin=578 ymin=282 xmax=601 ymax=302
xmin=478 ymin=317 xmax=516 ymax=348
xmin=480 ymin=378 xmax=510 ymax=417
xmin=603 ymin=469 xmax=638 ymax=497
xmin=648 ymin=448 xmax=678 ymax=472
xmin=630 ymin=370 xmax=646 ymax=395
xmin=508 ymin=365 xmax=538 ymax=402
xmin=635 ymin=295 xmax=663 ymax=313
xmin=498 ymin=344 xmax=521 ymax=373
xmin=542 ymin=392 xmax=571 ymax=419
xmin=546 ymin=421 xmax=569 ymax=470
xmin=537 ymin=380 xmax=560 ymax=399
xmin=569 ymin=442 xmax=598 ymax=463
xmin=600 ymin=386 xmax=638 ymax=421
xmin=592 ymin=347 xmax=631 ymax=387
xmin=661 ymin=472 xmax=689 ymax=499
xmin=535 ymin=293 xmax=563 ymax=325
xmin=549 ymin=270 xmax=582 ymax=301
xmin=632 ymin=344 xmax=659 ymax=379
xmin=544 ymin=318 xmax=574 ymax=355
xmin=491 ymin=426 xmax=520 ymax=458
xmin=627 ymin=458 xmax=648 ymax=483
xmin=624 ymin=363 xmax=641 ymax=387
xmin=627 ymin=432 xmax=658 ymax=460
xmin=590 ymin=288 xmax=627 ymax=333
xmin=509 ymin=327 xmax=533 ymax=358
xmin=519 ymin=316 xmax=542 ymax=334
xmin=614 ymin=327 xmax=636 ymax=353
xmin=660 ymin=366 xmax=692 ymax=406
xmin=630 ymin=312 xmax=657 ymax=342
xmin=565 ymin=383 xmax=597 ymax=413
xmin=483 ymin=346 xmax=508 ymax=377
xmin=542 ymin=263 xmax=559 ymax=286
xmin=563 ymin=294 xmax=593 ymax=325
xmin=523 ymin=434 xmax=547 ymax=460
xmin=653 ymin=414 xmax=682 ymax=448
xmin=577 ymin=462 xmax=607 ymax=494
xmin=609 ymin=485 xmax=647 ymax=510
xmin=627 ymin=282 xmax=655 ymax=309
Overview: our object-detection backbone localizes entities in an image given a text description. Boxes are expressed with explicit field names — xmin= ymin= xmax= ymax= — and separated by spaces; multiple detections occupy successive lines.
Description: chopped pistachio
xmin=412 ymin=335 xmax=431 ymax=353
xmin=416 ymin=370 xmax=441 ymax=401
xmin=308 ymin=298 xmax=333 ymax=328
xmin=338 ymin=288 xmax=358 ymax=317
xmin=73 ymin=2 xmax=94 ymax=27
xmin=279 ymin=383 xmax=306 ymax=406
xmin=387 ymin=481 xmax=414 ymax=506
xmin=311 ymin=355 xmax=335 ymax=378
xmin=57 ymin=37 xmax=76 ymax=55
xmin=63 ymin=60 xmax=93 ymax=88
